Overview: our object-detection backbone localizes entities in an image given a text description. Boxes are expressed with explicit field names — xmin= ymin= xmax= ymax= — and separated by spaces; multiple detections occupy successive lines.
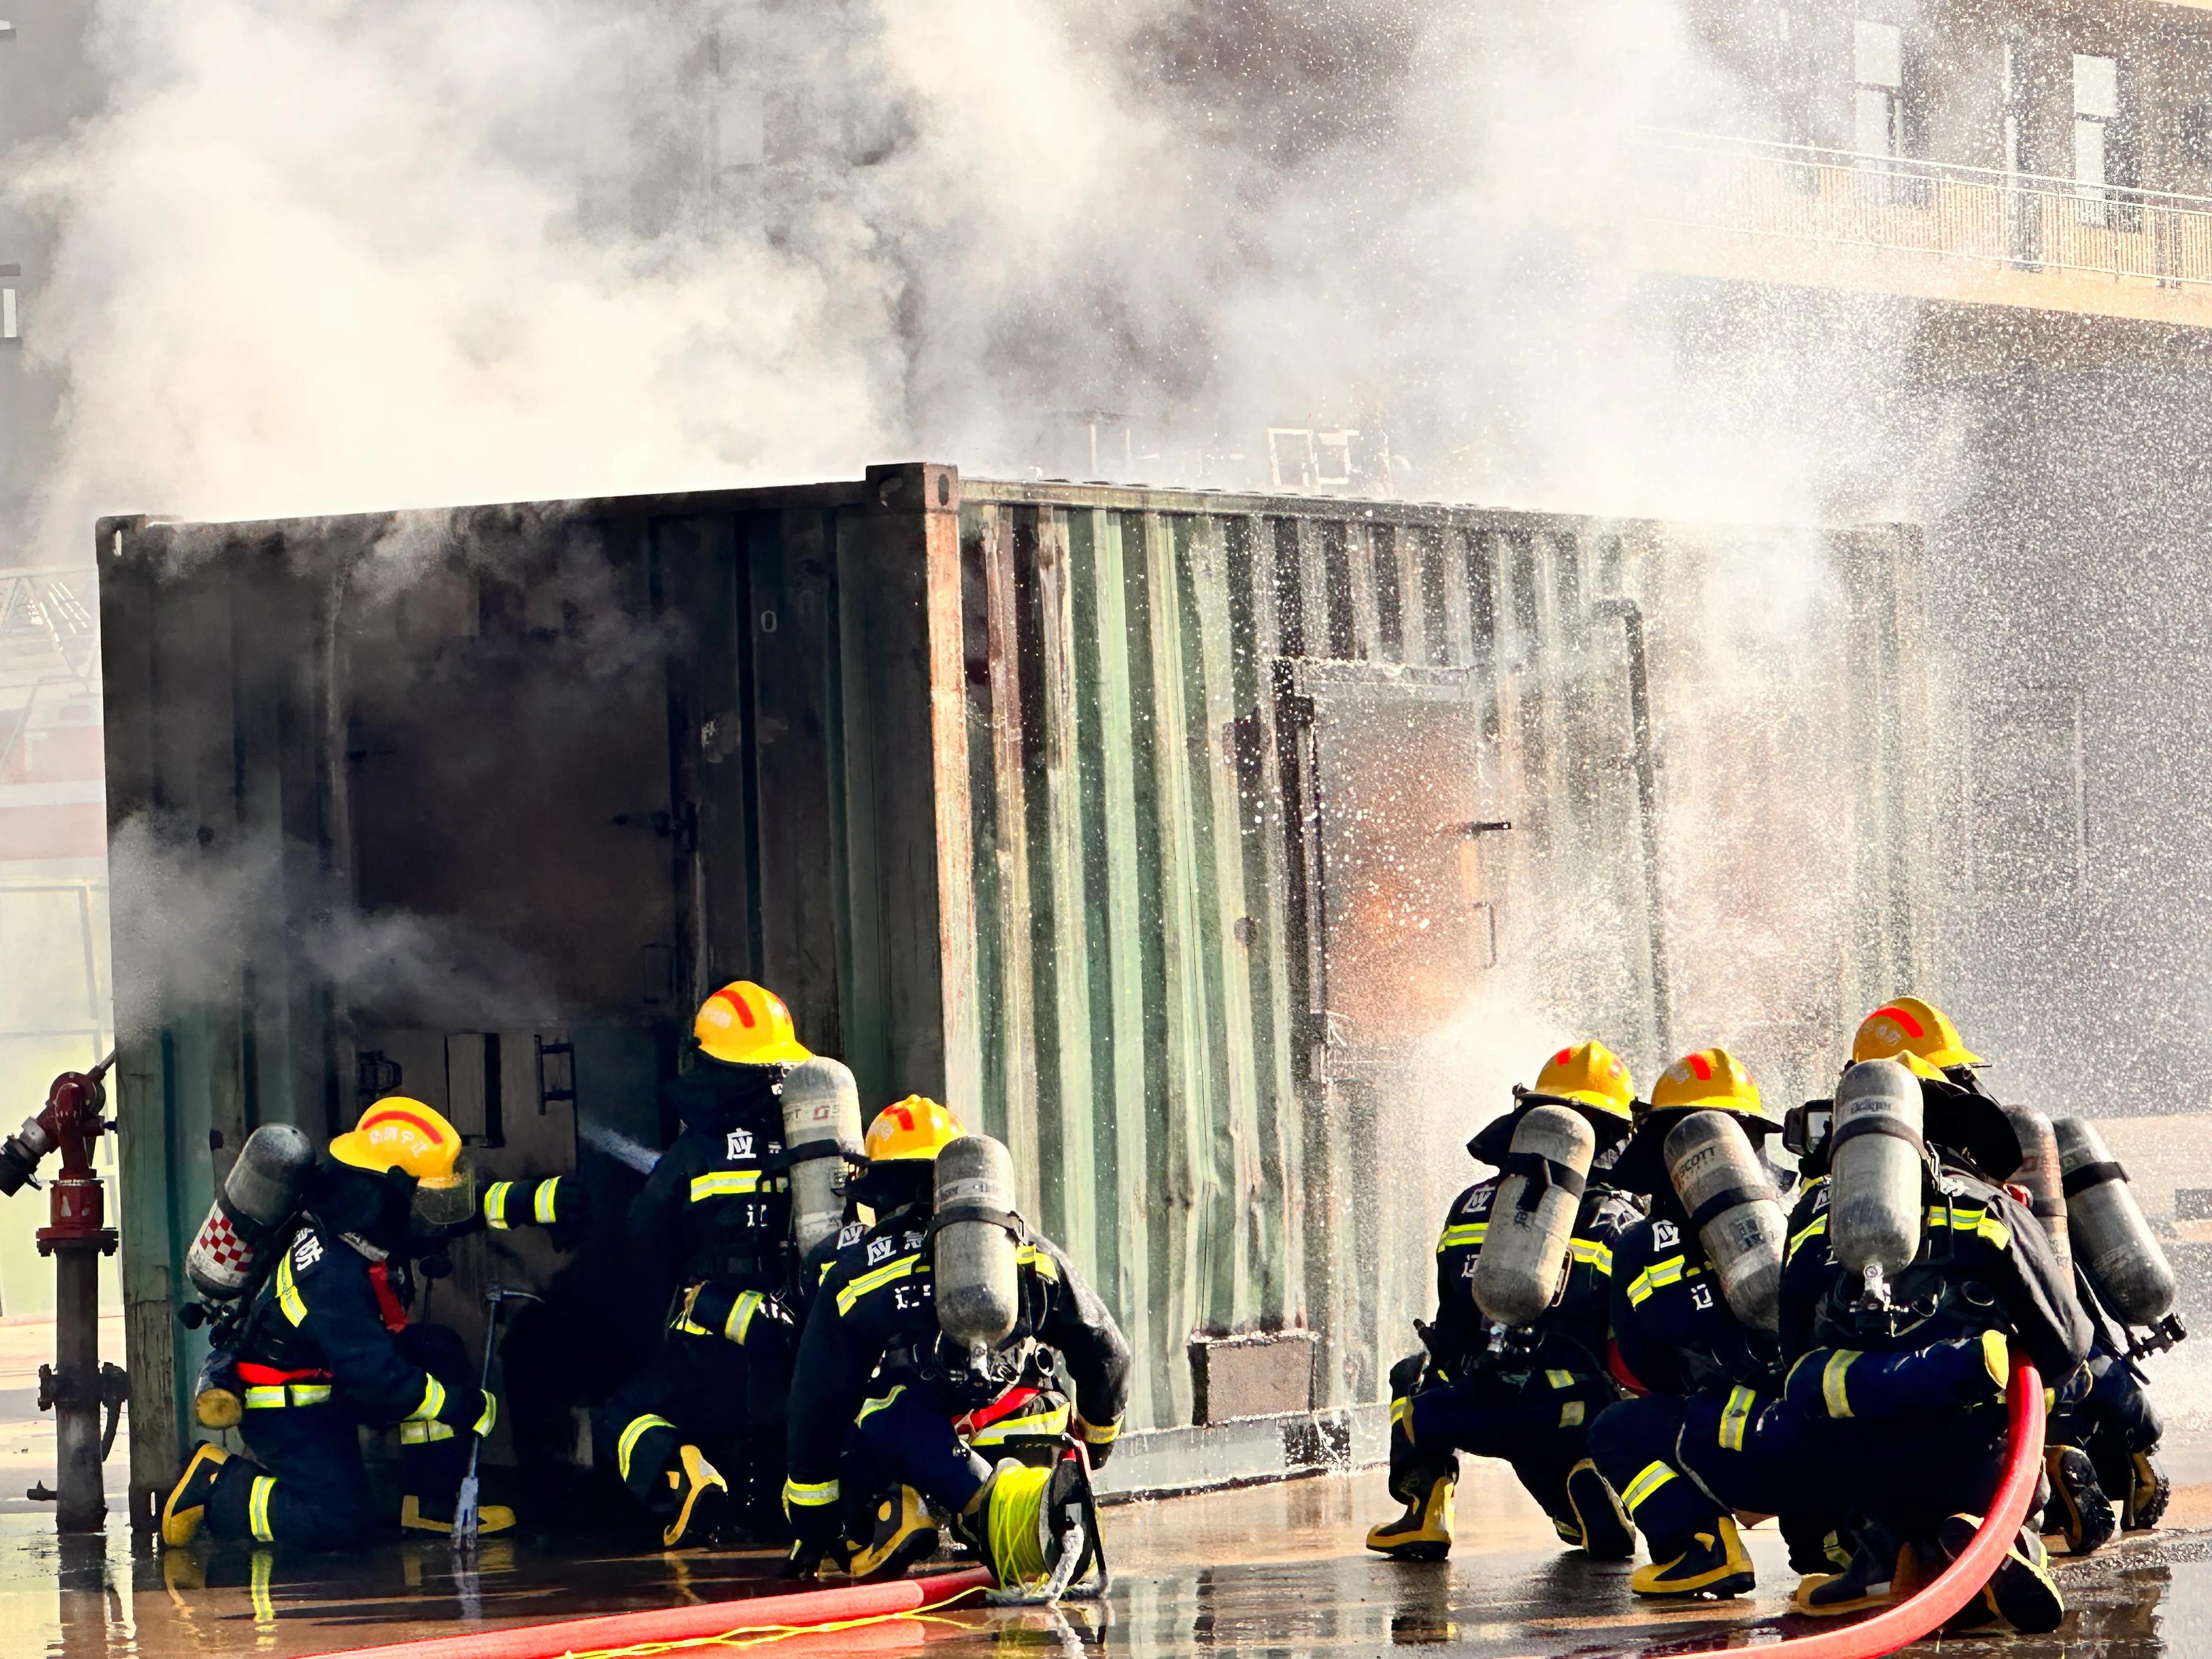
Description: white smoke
xmin=106 ymin=812 xmax=559 ymax=1038
xmin=8 ymin=0 xmax=1936 ymax=547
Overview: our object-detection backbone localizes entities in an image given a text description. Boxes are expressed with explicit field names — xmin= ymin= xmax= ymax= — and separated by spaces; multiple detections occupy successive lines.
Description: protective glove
xmin=781 ymin=1481 xmax=846 ymax=1578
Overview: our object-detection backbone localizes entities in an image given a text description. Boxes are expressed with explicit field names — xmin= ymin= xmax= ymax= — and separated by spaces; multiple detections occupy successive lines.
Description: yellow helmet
xmin=330 ymin=1097 xmax=465 ymax=1184
xmin=330 ymin=1097 xmax=476 ymax=1231
xmin=1531 ymin=1041 xmax=1635 ymax=1125
xmin=1852 ymin=997 xmax=1982 ymax=1081
xmin=864 ymin=1096 xmax=966 ymax=1164
xmin=1649 ymin=1047 xmax=1777 ymax=1127
xmin=693 ymin=980 xmax=813 ymax=1068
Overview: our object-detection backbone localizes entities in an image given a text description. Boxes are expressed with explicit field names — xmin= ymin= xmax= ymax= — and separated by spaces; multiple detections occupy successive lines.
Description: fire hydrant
xmin=0 ymin=1054 xmax=126 ymax=1532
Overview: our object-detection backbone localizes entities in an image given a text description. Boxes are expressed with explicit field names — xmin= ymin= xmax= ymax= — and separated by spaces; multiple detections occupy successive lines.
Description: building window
xmin=2074 ymin=53 xmax=2121 ymax=225
xmin=1854 ymin=20 xmax=1904 ymax=157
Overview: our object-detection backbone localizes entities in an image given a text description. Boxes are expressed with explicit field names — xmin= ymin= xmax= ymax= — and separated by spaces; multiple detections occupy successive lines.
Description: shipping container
xmin=97 ymin=464 xmax=1934 ymax=1524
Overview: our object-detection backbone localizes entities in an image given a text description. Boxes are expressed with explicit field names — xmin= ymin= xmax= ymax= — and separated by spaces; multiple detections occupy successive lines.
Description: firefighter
xmin=159 ymin=1098 xmax=500 ymax=1549
xmin=1843 ymin=997 xmax=2149 ymax=1556
xmin=592 ymin=980 xmax=813 ymax=1548
xmin=1588 ymin=1048 xmax=1838 ymax=1598
xmin=1365 ymin=1041 xmax=1642 ymax=1562
xmin=782 ymin=1098 xmax=1130 ymax=1593
xmin=1778 ymin=1000 xmax=2090 ymax=1634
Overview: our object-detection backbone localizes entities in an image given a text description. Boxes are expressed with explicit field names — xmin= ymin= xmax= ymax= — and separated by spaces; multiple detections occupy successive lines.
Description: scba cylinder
xmin=1830 ymin=1059 xmax=1925 ymax=1294
xmin=780 ymin=1058 xmax=865 ymax=1255
xmin=2055 ymin=1116 xmax=2175 ymax=1327
xmin=1472 ymin=1105 xmax=1594 ymax=1329
xmin=184 ymin=1124 xmax=315 ymax=1301
xmin=934 ymin=1135 xmax=1022 ymax=1352
xmin=1663 ymin=1110 xmax=1785 ymax=1331
xmin=2002 ymin=1103 xmax=2069 ymax=1272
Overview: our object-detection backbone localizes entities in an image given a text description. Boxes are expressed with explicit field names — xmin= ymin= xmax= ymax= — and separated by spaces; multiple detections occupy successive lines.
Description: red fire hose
xmin=301 ymin=1362 xmax=2042 ymax=1659
xmin=301 ymin=1566 xmax=995 ymax=1659
xmin=1665 ymin=1355 xmax=2048 ymax=1659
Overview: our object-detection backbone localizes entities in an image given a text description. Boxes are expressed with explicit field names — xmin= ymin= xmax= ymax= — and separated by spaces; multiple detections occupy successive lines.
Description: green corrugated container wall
xmin=98 ymin=467 xmax=1933 ymax=1521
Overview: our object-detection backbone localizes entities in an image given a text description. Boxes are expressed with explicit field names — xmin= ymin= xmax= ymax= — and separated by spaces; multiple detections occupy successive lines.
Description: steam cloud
xmin=15 ymin=0 xmax=1965 ymax=1264
xmin=12 ymin=0 xmax=1936 ymax=541
xmin=108 ymin=813 xmax=560 ymax=1039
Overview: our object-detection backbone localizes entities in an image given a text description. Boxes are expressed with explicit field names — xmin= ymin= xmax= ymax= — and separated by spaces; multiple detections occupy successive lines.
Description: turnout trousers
xmin=594 ymin=1324 xmax=793 ymax=1533
xmin=1385 ymin=1353 xmax=1618 ymax=1537
xmin=838 ymin=1378 xmax=1073 ymax=1534
xmin=205 ymin=1324 xmax=476 ymax=1550
xmin=1590 ymin=1386 xmax=1833 ymax=1564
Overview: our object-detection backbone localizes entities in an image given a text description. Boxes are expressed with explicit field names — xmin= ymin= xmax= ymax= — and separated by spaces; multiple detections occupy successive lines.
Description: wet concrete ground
xmin=0 ymin=1458 xmax=2207 ymax=1658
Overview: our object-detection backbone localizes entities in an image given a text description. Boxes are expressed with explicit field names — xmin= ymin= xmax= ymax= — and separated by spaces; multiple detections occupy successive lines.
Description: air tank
xmin=934 ymin=1135 xmax=1022 ymax=1354
xmin=780 ymin=1058 xmax=866 ymax=1255
xmin=1663 ymin=1110 xmax=1786 ymax=1330
xmin=1472 ymin=1105 xmax=1595 ymax=1329
xmin=184 ymin=1123 xmax=315 ymax=1301
xmin=1830 ymin=1059 xmax=1925 ymax=1304
xmin=2001 ymin=1103 xmax=2069 ymax=1273
xmin=2055 ymin=1116 xmax=2176 ymax=1327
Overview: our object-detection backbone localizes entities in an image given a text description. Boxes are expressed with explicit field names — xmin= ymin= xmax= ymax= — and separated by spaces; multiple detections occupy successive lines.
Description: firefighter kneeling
xmin=160 ymin=1100 xmax=501 ymax=1549
xmin=1368 ymin=1042 xmax=1642 ymax=1561
xmin=783 ymin=1099 xmax=1130 ymax=1600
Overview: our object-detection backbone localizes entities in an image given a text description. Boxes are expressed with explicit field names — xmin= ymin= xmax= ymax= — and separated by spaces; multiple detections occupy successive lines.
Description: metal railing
xmin=1643 ymin=129 xmax=2212 ymax=292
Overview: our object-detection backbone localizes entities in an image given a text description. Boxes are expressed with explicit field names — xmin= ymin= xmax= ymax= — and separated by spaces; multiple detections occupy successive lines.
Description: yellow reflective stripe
xmin=1720 ymin=1385 xmax=1756 ymax=1452
xmin=725 ymin=1290 xmax=764 ymax=1345
xmin=249 ymin=1475 xmax=278 ymax=1542
xmin=399 ymin=1419 xmax=456 ymax=1443
xmin=1015 ymin=1242 xmax=1059 ymax=1280
xmin=1925 ymin=1203 xmax=2010 ymax=1251
xmin=1558 ymin=1400 xmax=1585 ymax=1428
xmin=973 ymin=1402 xmax=1073 ymax=1445
xmin=1626 ymin=1254 xmax=1687 ymax=1307
xmin=534 ymin=1181 xmax=559 ymax=1224
xmin=691 ymin=1170 xmax=765 ymax=1201
xmin=1622 ymin=1460 xmax=1677 ymax=1514
xmin=1822 ymin=1350 xmax=1859 ymax=1419
xmin=275 ymin=1251 xmax=307 ymax=1327
xmin=784 ymin=1476 xmax=840 ymax=1508
xmin=837 ymin=1254 xmax=920 ymax=1316
xmin=484 ymin=1181 xmax=515 ymax=1230
xmin=1390 ymin=1396 xmax=1413 ymax=1429
xmin=1545 ymin=1369 xmax=1575 ymax=1390
xmin=410 ymin=1375 xmax=447 ymax=1424
xmin=856 ymin=1385 xmax=906 ymax=1426
xmin=244 ymin=1383 xmax=332 ymax=1408
xmin=1787 ymin=1214 xmax=1829 ymax=1262
xmin=1570 ymin=1238 xmax=1614 ymax=1277
xmin=1076 ymin=1415 xmax=1120 ymax=1444
xmin=818 ymin=1256 xmax=837 ymax=1284
xmin=1437 ymin=1221 xmax=1487 ymax=1253
xmin=616 ymin=1414 xmax=676 ymax=1482
xmin=472 ymin=1393 xmax=496 ymax=1437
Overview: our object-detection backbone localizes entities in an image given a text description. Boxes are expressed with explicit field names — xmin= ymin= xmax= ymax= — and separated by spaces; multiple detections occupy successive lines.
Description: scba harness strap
xmin=1830 ymin=1113 xmax=1932 ymax=1165
xmin=1685 ymin=1181 xmax=1779 ymax=1237
xmin=1503 ymin=1151 xmax=1587 ymax=1215
xmin=2061 ymin=1159 xmax=2127 ymax=1198
xmin=925 ymin=1204 xmax=1029 ymax=1242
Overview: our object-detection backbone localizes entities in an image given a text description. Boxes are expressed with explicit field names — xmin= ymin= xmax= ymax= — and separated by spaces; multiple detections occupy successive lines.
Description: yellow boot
xmin=161 ymin=1443 xmax=232 ymax=1547
xmin=1365 ymin=1471 xmax=1455 ymax=1561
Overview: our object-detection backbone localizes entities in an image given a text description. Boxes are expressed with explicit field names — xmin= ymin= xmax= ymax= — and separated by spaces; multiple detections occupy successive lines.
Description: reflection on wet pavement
xmin=0 ymin=1466 xmax=2204 ymax=1657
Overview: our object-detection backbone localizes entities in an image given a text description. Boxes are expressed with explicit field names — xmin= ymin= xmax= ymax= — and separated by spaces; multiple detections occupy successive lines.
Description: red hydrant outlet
xmin=7 ymin=1054 xmax=121 ymax=1534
